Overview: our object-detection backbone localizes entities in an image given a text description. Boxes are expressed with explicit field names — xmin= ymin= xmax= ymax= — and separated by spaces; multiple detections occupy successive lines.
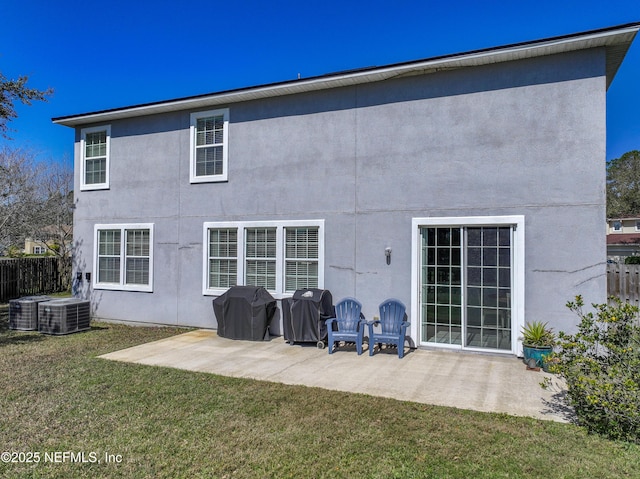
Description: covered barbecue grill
xmin=212 ymin=286 xmax=277 ymax=341
xmin=282 ymin=288 xmax=334 ymax=348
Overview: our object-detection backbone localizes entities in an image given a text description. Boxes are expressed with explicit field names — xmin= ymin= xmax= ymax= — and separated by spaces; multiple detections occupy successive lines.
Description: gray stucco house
xmin=53 ymin=23 xmax=639 ymax=357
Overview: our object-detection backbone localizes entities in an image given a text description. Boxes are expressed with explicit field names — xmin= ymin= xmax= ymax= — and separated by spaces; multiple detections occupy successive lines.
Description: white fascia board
xmin=53 ymin=24 xmax=638 ymax=128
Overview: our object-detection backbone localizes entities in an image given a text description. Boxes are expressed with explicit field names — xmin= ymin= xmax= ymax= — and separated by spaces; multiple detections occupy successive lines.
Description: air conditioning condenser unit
xmin=9 ymin=296 xmax=52 ymax=331
xmin=38 ymin=299 xmax=91 ymax=335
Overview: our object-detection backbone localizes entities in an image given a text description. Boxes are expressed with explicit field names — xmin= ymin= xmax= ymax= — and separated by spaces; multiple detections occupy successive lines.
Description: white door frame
xmin=410 ymin=215 xmax=525 ymax=355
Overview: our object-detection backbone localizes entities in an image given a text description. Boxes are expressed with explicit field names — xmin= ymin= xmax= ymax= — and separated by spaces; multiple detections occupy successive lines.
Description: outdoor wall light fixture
xmin=76 ymin=272 xmax=83 ymax=282
xmin=85 ymin=272 xmax=91 ymax=282
xmin=385 ymin=247 xmax=392 ymax=265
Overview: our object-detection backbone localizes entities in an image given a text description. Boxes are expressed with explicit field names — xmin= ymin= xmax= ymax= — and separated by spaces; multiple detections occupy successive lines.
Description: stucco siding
xmin=71 ymin=47 xmax=607 ymax=339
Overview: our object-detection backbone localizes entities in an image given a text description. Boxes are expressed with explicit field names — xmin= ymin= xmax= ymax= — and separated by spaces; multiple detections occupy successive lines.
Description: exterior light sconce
xmin=85 ymin=272 xmax=91 ymax=282
xmin=76 ymin=272 xmax=83 ymax=282
xmin=385 ymin=247 xmax=392 ymax=265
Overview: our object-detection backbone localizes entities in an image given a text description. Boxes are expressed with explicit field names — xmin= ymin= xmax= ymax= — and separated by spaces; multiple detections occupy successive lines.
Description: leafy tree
xmin=607 ymin=150 xmax=640 ymax=218
xmin=0 ymin=72 xmax=53 ymax=138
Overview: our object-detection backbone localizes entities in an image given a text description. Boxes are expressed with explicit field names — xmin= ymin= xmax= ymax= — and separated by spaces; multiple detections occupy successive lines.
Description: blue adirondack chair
xmin=326 ymin=297 xmax=365 ymax=355
xmin=368 ymin=299 xmax=410 ymax=358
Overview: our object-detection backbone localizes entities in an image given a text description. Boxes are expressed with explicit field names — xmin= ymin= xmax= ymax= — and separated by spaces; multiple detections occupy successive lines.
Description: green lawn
xmin=0 ymin=305 xmax=638 ymax=479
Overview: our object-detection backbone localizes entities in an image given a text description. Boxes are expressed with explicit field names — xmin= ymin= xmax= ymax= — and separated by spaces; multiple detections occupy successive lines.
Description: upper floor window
xmin=190 ymin=109 xmax=229 ymax=183
xmin=613 ymin=221 xmax=622 ymax=232
xmin=636 ymin=220 xmax=640 ymax=231
xmin=81 ymin=125 xmax=110 ymax=190
xmin=94 ymin=223 xmax=154 ymax=292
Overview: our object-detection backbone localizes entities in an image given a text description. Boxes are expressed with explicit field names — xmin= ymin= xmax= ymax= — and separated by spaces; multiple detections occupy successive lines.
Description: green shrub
xmin=6 ymin=245 xmax=24 ymax=258
xmin=625 ymin=256 xmax=640 ymax=264
xmin=548 ymin=296 xmax=640 ymax=443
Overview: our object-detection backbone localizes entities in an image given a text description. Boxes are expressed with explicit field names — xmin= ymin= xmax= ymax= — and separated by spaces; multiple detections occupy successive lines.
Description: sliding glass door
xmin=420 ymin=225 xmax=513 ymax=351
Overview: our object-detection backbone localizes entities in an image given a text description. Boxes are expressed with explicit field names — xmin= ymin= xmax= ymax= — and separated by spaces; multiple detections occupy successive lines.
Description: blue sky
xmin=1 ymin=0 xmax=639 ymax=164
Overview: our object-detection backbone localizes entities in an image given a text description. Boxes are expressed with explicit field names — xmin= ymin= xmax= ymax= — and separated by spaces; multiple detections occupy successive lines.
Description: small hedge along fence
xmin=545 ymin=296 xmax=640 ymax=443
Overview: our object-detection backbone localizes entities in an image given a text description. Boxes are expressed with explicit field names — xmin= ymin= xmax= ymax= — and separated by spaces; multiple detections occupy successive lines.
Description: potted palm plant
xmin=521 ymin=321 xmax=555 ymax=368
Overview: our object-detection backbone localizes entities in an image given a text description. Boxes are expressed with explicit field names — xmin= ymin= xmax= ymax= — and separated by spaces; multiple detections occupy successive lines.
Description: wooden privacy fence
xmin=607 ymin=263 xmax=640 ymax=306
xmin=0 ymin=257 xmax=71 ymax=303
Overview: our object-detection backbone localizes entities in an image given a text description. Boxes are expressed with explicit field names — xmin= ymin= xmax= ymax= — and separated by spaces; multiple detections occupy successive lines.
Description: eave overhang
xmin=52 ymin=22 xmax=639 ymax=128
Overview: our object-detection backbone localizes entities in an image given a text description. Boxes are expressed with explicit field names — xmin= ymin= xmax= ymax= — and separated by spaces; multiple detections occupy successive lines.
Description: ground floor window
xmin=285 ymin=226 xmax=320 ymax=291
xmin=412 ymin=216 xmax=524 ymax=354
xmin=245 ymin=227 xmax=277 ymax=290
xmin=208 ymin=228 xmax=238 ymax=289
xmin=203 ymin=220 xmax=324 ymax=297
xmin=93 ymin=224 xmax=154 ymax=292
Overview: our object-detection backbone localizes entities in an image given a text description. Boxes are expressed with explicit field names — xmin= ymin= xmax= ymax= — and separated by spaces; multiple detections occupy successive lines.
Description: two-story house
xmin=607 ymin=217 xmax=640 ymax=261
xmin=53 ymin=23 xmax=639 ymax=357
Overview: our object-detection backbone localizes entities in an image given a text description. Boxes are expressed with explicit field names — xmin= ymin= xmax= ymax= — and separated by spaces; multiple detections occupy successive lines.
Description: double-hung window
xmin=203 ymin=220 xmax=323 ymax=296
xmin=94 ymin=224 xmax=154 ymax=292
xmin=190 ymin=109 xmax=229 ymax=183
xmin=285 ymin=227 xmax=319 ymax=291
xmin=245 ymin=227 xmax=277 ymax=290
xmin=208 ymin=228 xmax=238 ymax=289
xmin=81 ymin=125 xmax=110 ymax=190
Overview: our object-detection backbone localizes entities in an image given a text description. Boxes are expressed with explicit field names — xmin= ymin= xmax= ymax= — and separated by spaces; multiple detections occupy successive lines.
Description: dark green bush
xmin=625 ymin=256 xmax=640 ymax=264
xmin=548 ymin=296 xmax=640 ymax=443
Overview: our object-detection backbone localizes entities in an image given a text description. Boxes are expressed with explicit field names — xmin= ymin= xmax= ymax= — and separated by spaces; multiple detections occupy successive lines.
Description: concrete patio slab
xmin=99 ymin=330 xmax=572 ymax=423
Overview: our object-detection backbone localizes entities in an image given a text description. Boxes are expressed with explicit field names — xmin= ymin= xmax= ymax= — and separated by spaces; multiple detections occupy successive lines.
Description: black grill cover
xmin=282 ymin=289 xmax=334 ymax=343
xmin=212 ymin=286 xmax=277 ymax=341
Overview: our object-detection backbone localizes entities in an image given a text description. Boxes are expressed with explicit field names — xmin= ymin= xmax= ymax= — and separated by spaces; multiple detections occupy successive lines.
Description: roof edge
xmin=53 ymin=21 xmax=640 ymax=127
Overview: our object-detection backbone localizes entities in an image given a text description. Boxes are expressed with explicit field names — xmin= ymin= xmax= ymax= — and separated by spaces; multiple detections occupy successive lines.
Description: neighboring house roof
xmin=607 ymin=233 xmax=640 ymax=245
xmin=608 ymin=216 xmax=640 ymax=221
xmin=52 ymin=22 xmax=639 ymax=128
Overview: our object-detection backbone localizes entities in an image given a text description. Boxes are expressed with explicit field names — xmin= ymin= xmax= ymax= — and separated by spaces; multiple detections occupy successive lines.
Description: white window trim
xmin=410 ymin=215 xmax=525 ymax=356
xmin=80 ymin=125 xmax=111 ymax=191
xmin=202 ymin=220 xmax=324 ymax=299
xmin=190 ymin=109 xmax=229 ymax=183
xmin=93 ymin=223 xmax=154 ymax=292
